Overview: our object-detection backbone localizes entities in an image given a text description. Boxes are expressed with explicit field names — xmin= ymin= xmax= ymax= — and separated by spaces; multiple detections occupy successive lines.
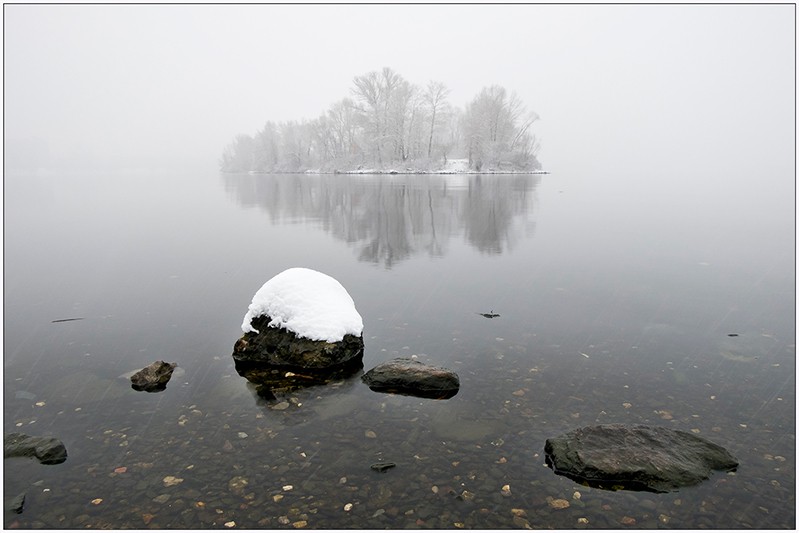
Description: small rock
xmin=130 ymin=361 xmax=177 ymax=392
xmin=292 ymin=520 xmax=307 ymax=528
xmin=152 ymin=494 xmax=170 ymax=504
xmin=459 ymin=490 xmax=475 ymax=502
xmin=224 ymin=521 xmax=236 ymax=528
xmin=364 ymin=430 xmax=377 ymax=439
xmin=549 ymin=498 xmax=570 ymax=510
xmin=272 ymin=401 xmax=290 ymax=411
xmin=501 ymin=484 xmax=512 ymax=497
xmin=228 ymin=476 xmax=248 ymax=495
xmin=621 ymin=516 xmax=636 ymax=526
xmin=5 ymin=493 xmax=25 ymax=514
xmin=344 ymin=503 xmax=353 ymax=511
xmin=4 ymin=433 xmax=67 ymax=465
xmin=162 ymin=476 xmax=183 ymax=487
xmin=362 ymin=358 xmax=460 ymax=399
xmin=370 ymin=462 xmax=396 ymax=473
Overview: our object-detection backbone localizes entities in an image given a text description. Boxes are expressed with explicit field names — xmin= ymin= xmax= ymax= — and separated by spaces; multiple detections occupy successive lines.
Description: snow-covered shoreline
xmin=235 ymin=158 xmax=549 ymax=176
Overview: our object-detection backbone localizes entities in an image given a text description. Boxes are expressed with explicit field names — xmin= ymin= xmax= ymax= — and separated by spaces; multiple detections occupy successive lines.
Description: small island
xmin=221 ymin=67 xmax=544 ymax=175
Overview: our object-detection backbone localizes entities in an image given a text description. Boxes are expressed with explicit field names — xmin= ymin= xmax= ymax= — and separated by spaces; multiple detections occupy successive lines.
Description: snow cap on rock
xmin=241 ymin=267 xmax=363 ymax=343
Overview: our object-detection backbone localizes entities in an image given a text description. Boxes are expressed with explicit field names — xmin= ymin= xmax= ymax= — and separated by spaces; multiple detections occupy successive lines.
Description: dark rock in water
xmin=130 ymin=360 xmax=177 ymax=392
xmin=370 ymin=462 xmax=397 ymax=472
xmin=233 ymin=315 xmax=364 ymax=370
xmin=544 ymin=424 xmax=738 ymax=493
xmin=362 ymin=358 xmax=460 ymax=399
xmin=4 ymin=433 xmax=68 ymax=465
xmin=5 ymin=492 xmax=25 ymax=514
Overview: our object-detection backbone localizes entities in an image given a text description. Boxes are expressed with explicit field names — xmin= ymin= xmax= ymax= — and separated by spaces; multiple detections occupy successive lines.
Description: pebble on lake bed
xmin=162 ymin=476 xmax=183 ymax=487
xmin=548 ymin=498 xmax=570 ymax=509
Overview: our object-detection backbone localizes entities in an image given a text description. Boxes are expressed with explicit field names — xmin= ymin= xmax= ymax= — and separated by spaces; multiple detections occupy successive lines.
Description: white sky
xmin=3 ymin=4 xmax=795 ymax=173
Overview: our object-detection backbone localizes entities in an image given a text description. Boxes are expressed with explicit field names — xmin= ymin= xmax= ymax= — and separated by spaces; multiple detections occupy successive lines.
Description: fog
xmin=4 ymin=4 xmax=794 ymax=180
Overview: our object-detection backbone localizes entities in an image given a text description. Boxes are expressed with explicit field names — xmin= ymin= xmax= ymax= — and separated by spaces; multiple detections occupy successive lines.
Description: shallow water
xmin=4 ymin=168 xmax=795 ymax=528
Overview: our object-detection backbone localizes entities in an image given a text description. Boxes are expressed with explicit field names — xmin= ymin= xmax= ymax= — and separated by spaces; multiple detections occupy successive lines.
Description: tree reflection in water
xmin=222 ymin=173 xmax=541 ymax=267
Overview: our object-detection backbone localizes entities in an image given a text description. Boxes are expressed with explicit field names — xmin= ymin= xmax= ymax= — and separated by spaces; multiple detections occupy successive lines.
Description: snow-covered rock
xmin=234 ymin=268 xmax=365 ymax=371
xmin=241 ymin=267 xmax=363 ymax=343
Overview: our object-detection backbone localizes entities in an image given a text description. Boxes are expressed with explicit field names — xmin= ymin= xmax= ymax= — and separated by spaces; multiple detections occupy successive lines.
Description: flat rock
xmin=233 ymin=314 xmax=364 ymax=370
xmin=4 ymin=433 xmax=68 ymax=465
xmin=130 ymin=360 xmax=177 ymax=392
xmin=361 ymin=358 xmax=459 ymax=399
xmin=544 ymin=424 xmax=738 ymax=493
xmin=5 ymin=492 xmax=25 ymax=514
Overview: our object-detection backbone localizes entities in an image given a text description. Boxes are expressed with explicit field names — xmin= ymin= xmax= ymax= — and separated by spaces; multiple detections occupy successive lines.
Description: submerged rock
xmin=130 ymin=360 xmax=177 ymax=392
xmin=5 ymin=492 xmax=26 ymax=514
xmin=233 ymin=314 xmax=364 ymax=370
xmin=4 ymin=433 xmax=68 ymax=465
xmin=361 ymin=358 xmax=460 ymax=399
xmin=370 ymin=462 xmax=397 ymax=472
xmin=235 ymin=357 xmax=363 ymax=402
xmin=544 ymin=424 xmax=738 ymax=493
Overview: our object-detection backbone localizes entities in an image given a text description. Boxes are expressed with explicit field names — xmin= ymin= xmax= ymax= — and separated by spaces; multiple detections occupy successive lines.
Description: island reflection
xmin=222 ymin=173 xmax=540 ymax=267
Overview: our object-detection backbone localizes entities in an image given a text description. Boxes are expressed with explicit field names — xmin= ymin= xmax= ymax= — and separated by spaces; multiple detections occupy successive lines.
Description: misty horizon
xmin=4 ymin=4 xmax=794 ymax=180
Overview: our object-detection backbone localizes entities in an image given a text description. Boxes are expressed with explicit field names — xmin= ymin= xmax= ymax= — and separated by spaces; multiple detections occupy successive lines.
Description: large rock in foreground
xmin=4 ymin=433 xmax=68 ymax=465
xmin=544 ymin=424 xmax=738 ymax=493
xmin=362 ymin=358 xmax=460 ymax=399
xmin=234 ymin=315 xmax=364 ymax=369
xmin=130 ymin=360 xmax=177 ymax=392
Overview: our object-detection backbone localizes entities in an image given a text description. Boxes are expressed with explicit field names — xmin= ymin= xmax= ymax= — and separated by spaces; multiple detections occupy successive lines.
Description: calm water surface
xmin=4 ymin=168 xmax=795 ymax=528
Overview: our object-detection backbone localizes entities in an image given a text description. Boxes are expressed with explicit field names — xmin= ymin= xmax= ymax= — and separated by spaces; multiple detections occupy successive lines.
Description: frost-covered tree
xmin=220 ymin=68 xmax=541 ymax=172
xmin=463 ymin=85 xmax=541 ymax=171
xmin=424 ymin=81 xmax=450 ymax=159
xmin=220 ymin=134 xmax=255 ymax=172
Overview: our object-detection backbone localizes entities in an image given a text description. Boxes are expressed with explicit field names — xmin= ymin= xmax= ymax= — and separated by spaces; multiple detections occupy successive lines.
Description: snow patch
xmin=241 ymin=267 xmax=363 ymax=343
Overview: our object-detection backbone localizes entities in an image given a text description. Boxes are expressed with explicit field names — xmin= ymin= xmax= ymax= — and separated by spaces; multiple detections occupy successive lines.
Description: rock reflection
xmin=222 ymin=173 xmax=540 ymax=267
xmin=234 ymin=359 xmax=363 ymax=408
